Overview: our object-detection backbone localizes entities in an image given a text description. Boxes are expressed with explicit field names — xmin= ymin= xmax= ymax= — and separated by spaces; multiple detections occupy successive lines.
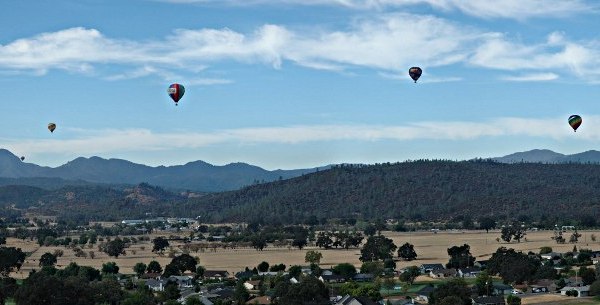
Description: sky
xmin=1 ymin=0 xmax=600 ymax=169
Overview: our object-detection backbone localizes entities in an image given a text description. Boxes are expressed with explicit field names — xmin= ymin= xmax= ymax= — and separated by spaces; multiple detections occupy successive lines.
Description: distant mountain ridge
xmin=492 ymin=149 xmax=600 ymax=164
xmin=0 ymin=149 xmax=326 ymax=192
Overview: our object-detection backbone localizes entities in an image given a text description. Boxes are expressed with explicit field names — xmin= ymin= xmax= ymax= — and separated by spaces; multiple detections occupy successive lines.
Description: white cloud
xmin=500 ymin=73 xmax=559 ymax=82
xmin=157 ymin=0 xmax=594 ymax=19
xmin=3 ymin=14 xmax=600 ymax=82
xmin=4 ymin=116 xmax=597 ymax=156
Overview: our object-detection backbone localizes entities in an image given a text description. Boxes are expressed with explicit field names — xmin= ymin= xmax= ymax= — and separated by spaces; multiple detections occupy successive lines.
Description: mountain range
xmin=2 ymin=148 xmax=600 ymax=193
xmin=0 ymin=149 xmax=326 ymax=192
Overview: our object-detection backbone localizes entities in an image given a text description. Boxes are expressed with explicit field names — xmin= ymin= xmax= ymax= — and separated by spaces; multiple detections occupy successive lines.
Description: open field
xmin=7 ymin=229 xmax=600 ymax=279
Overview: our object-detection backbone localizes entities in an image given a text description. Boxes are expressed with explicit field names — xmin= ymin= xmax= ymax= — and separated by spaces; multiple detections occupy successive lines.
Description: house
xmin=458 ymin=267 xmax=481 ymax=277
xmin=140 ymin=272 xmax=162 ymax=280
xmin=203 ymin=270 xmax=230 ymax=280
xmin=472 ymin=296 xmax=506 ymax=305
xmin=178 ymin=291 xmax=214 ymax=305
xmin=540 ymin=252 xmax=562 ymax=260
xmin=334 ymin=294 xmax=379 ymax=305
xmin=321 ymin=269 xmax=334 ymax=276
xmin=168 ymin=275 xmax=194 ymax=288
xmin=258 ymin=271 xmax=285 ymax=276
xmin=415 ymin=285 xmax=435 ymax=303
xmin=144 ymin=278 xmax=166 ymax=291
xmin=353 ymin=273 xmax=374 ymax=282
xmin=419 ymin=264 xmax=444 ymax=274
xmin=560 ymin=285 xmax=590 ymax=297
xmin=245 ymin=296 xmax=271 ymax=305
xmin=530 ymin=285 xmax=548 ymax=293
xmin=289 ymin=277 xmax=299 ymax=284
xmin=429 ymin=268 xmax=457 ymax=278
xmin=492 ymin=283 xmax=513 ymax=296
xmin=243 ymin=280 xmax=262 ymax=290
xmin=319 ymin=274 xmax=346 ymax=283
xmin=532 ymin=279 xmax=557 ymax=292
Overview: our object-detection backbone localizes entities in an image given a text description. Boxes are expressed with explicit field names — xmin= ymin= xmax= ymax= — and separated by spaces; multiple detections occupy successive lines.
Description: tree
xmin=333 ymin=263 xmax=357 ymax=280
xmin=102 ymin=262 xmax=120 ymax=274
xmin=160 ymin=281 xmax=181 ymax=302
xmin=590 ymin=280 xmax=600 ymax=296
xmin=152 ymin=237 xmax=169 ymax=253
xmin=570 ymin=230 xmax=582 ymax=243
xmin=399 ymin=266 xmax=420 ymax=284
xmin=292 ymin=238 xmax=307 ymax=250
xmin=506 ymin=295 xmax=521 ymax=305
xmin=364 ymin=224 xmax=377 ymax=237
xmin=478 ymin=217 xmax=496 ymax=233
xmin=360 ymin=261 xmax=384 ymax=276
xmin=0 ymin=246 xmax=26 ymax=276
xmin=170 ymin=254 xmax=197 ymax=273
xmin=39 ymin=252 xmax=57 ymax=267
xmin=397 ymin=242 xmax=417 ymax=261
xmin=305 ymin=250 xmax=323 ymax=264
xmin=438 ymin=296 xmax=464 ymax=305
xmin=474 ymin=270 xmax=494 ymax=296
xmin=258 ymin=261 xmax=270 ymax=273
xmin=501 ymin=227 xmax=513 ymax=243
xmin=447 ymin=244 xmax=475 ymax=269
xmin=234 ymin=280 xmax=250 ymax=305
xmin=428 ymin=278 xmax=471 ymax=305
xmin=185 ymin=295 xmax=203 ymax=305
xmin=274 ymin=276 xmax=329 ymax=305
xmin=163 ymin=263 xmax=181 ymax=277
xmin=196 ymin=265 xmax=206 ymax=278
xmin=539 ymin=246 xmax=553 ymax=255
xmin=487 ymin=247 xmax=539 ymax=284
xmin=90 ymin=278 xmax=125 ymax=304
xmin=288 ymin=265 xmax=302 ymax=278
xmin=134 ymin=262 xmax=147 ymax=276
xmin=252 ymin=236 xmax=267 ymax=251
xmin=579 ymin=266 xmax=596 ymax=285
xmin=360 ymin=235 xmax=397 ymax=262
xmin=103 ymin=238 xmax=126 ymax=258
xmin=315 ymin=232 xmax=333 ymax=249
xmin=147 ymin=260 xmax=162 ymax=273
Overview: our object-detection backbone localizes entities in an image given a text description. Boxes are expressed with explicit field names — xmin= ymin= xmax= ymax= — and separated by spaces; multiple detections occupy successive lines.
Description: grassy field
xmin=7 ymin=229 xmax=600 ymax=279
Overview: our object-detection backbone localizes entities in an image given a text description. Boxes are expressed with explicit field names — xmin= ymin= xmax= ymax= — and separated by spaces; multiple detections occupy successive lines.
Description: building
xmin=472 ymin=296 xmax=506 ymax=305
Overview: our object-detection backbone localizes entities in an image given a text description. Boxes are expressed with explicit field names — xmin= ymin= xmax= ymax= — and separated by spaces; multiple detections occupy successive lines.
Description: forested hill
xmin=184 ymin=160 xmax=600 ymax=223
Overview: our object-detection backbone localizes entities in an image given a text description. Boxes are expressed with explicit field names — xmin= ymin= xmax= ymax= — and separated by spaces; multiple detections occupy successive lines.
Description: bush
xmin=590 ymin=280 xmax=600 ymax=296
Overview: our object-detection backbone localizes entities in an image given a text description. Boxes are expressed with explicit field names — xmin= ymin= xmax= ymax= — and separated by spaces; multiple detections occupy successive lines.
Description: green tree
xmin=147 ymin=260 xmax=162 ymax=273
xmin=234 ymin=280 xmax=250 ymax=305
xmin=0 ymin=246 xmax=26 ymax=276
xmin=479 ymin=217 xmax=496 ymax=233
xmin=305 ymin=250 xmax=323 ymax=264
xmin=315 ymin=232 xmax=333 ymax=249
xmin=360 ymin=235 xmax=397 ymax=262
xmin=163 ymin=263 xmax=181 ymax=277
xmin=258 ymin=261 xmax=270 ymax=273
xmin=170 ymin=253 xmax=197 ymax=273
xmin=364 ymin=224 xmax=377 ymax=237
xmin=152 ymin=237 xmax=169 ymax=253
xmin=501 ymin=227 xmax=513 ymax=243
xmin=288 ymin=265 xmax=302 ymax=278
xmin=39 ymin=252 xmax=57 ymax=267
xmin=133 ymin=262 xmax=147 ymax=276
xmin=447 ymin=244 xmax=475 ymax=269
xmin=102 ymin=262 xmax=120 ymax=274
xmin=539 ymin=246 xmax=553 ymax=255
xmin=90 ymin=277 xmax=125 ymax=304
xmin=360 ymin=261 xmax=385 ymax=276
xmin=333 ymin=263 xmax=357 ymax=280
xmin=397 ymin=242 xmax=417 ymax=261
xmin=579 ymin=266 xmax=596 ymax=285
xmin=399 ymin=266 xmax=420 ymax=284
xmin=274 ymin=276 xmax=329 ymax=305
xmin=506 ymin=295 xmax=521 ymax=305
xmin=185 ymin=295 xmax=203 ymax=305
xmin=474 ymin=270 xmax=494 ymax=296
xmin=590 ymin=280 xmax=600 ymax=296
xmin=252 ymin=235 xmax=267 ymax=251
xmin=103 ymin=238 xmax=126 ymax=258
xmin=160 ymin=281 xmax=181 ymax=301
xmin=122 ymin=291 xmax=157 ymax=305
xmin=429 ymin=278 xmax=471 ymax=305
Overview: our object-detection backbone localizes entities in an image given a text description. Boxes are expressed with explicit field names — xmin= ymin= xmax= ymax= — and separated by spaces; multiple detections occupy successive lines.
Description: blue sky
xmin=1 ymin=0 xmax=600 ymax=169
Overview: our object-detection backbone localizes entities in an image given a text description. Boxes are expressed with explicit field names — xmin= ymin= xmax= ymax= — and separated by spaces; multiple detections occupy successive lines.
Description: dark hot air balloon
xmin=409 ymin=67 xmax=422 ymax=83
xmin=48 ymin=123 xmax=56 ymax=133
xmin=167 ymin=83 xmax=185 ymax=106
xmin=20 ymin=156 xmax=25 ymax=161
xmin=568 ymin=115 xmax=582 ymax=132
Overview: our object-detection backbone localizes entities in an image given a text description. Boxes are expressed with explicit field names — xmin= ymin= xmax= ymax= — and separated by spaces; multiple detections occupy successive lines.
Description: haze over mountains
xmin=1 ymin=148 xmax=600 ymax=193
xmin=0 ymin=149 xmax=325 ymax=192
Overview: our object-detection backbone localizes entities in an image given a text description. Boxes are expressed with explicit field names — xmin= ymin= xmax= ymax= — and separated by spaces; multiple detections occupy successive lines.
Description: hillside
xmin=180 ymin=160 xmax=600 ymax=224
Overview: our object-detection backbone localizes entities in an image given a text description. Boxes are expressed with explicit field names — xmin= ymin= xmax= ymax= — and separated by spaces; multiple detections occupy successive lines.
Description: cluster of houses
xmin=129 ymin=248 xmax=600 ymax=305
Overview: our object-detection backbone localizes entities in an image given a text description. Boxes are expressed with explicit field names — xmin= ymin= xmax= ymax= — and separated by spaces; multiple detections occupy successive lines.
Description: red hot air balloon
xmin=167 ymin=83 xmax=185 ymax=106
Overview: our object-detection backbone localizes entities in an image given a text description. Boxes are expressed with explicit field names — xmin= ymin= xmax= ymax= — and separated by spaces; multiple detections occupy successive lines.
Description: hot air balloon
xmin=20 ymin=156 xmax=25 ymax=161
xmin=409 ymin=67 xmax=422 ymax=83
xmin=167 ymin=83 xmax=185 ymax=106
xmin=568 ymin=115 xmax=582 ymax=132
xmin=48 ymin=123 xmax=56 ymax=133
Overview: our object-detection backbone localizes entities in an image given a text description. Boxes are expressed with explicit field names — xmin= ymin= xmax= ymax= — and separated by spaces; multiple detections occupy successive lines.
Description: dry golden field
xmin=7 ymin=229 xmax=600 ymax=279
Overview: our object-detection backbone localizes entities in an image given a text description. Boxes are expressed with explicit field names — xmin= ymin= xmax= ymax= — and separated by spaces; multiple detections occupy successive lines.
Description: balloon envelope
xmin=167 ymin=83 xmax=185 ymax=105
xmin=20 ymin=156 xmax=25 ymax=161
xmin=568 ymin=115 xmax=582 ymax=132
xmin=409 ymin=67 xmax=422 ymax=83
xmin=48 ymin=123 xmax=56 ymax=133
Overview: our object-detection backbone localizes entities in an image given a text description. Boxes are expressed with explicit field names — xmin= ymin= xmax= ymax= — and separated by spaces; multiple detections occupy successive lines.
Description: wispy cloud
xmin=500 ymin=73 xmax=559 ymax=82
xmin=3 ymin=116 xmax=596 ymax=156
xmin=2 ymin=16 xmax=600 ymax=82
xmin=157 ymin=0 xmax=594 ymax=19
